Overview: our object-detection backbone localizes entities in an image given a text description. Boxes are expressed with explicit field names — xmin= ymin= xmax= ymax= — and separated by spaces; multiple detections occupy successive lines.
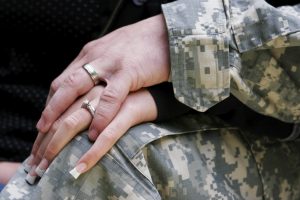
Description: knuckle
xmin=40 ymin=110 xmax=47 ymax=121
xmin=49 ymin=119 xmax=61 ymax=134
xmin=40 ymin=106 xmax=53 ymax=123
xmin=50 ymin=79 xmax=60 ymax=93
xmin=84 ymin=48 xmax=99 ymax=61
xmin=64 ymin=72 xmax=78 ymax=88
xmin=62 ymin=115 xmax=79 ymax=130
xmin=44 ymin=144 xmax=57 ymax=160
xmin=83 ymin=151 xmax=95 ymax=161
xmin=36 ymin=150 xmax=44 ymax=161
xmin=82 ymin=41 xmax=96 ymax=55
xmin=101 ymin=87 xmax=121 ymax=105
xmin=43 ymin=101 xmax=56 ymax=115
xmin=94 ymin=109 xmax=111 ymax=125
xmin=93 ymin=88 xmax=123 ymax=122
xmin=101 ymin=128 xmax=118 ymax=144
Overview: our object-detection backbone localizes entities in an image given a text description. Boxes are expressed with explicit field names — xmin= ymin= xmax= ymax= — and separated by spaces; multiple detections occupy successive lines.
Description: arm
xmin=27 ymin=0 xmax=300 ymax=181
xmin=148 ymin=82 xmax=193 ymax=121
xmin=26 ymin=80 xmax=194 ymax=183
xmin=162 ymin=0 xmax=300 ymax=123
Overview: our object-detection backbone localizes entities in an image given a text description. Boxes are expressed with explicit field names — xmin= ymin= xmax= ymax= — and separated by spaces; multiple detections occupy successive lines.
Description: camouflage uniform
xmin=1 ymin=0 xmax=300 ymax=199
xmin=164 ymin=0 xmax=300 ymax=123
xmin=0 ymin=114 xmax=300 ymax=200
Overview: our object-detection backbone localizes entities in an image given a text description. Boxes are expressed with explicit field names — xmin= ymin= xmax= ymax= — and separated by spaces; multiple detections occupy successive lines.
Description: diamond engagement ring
xmin=81 ymin=99 xmax=96 ymax=117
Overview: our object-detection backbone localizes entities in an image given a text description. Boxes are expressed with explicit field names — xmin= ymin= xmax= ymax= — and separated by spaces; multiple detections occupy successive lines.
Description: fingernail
xmin=26 ymin=166 xmax=37 ymax=185
xmin=24 ymin=154 xmax=34 ymax=173
xmin=69 ymin=163 xmax=87 ymax=179
xmin=26 ymin=174 xmax=37 ymax=185
xmin=89 ymin=130 xmax=98 ymax=141
xmin=35 ymin=159 xmax=48 ymax=177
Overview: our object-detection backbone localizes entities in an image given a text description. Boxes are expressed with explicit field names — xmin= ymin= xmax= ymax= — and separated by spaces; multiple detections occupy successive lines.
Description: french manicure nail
xmin=26 ymin=174 xmax=37 ymax=185
xmin=24 ymin=154 xmax=34 ymax=173
xmin=26 ymin=166 xmax=37 ymax=185
xmin=35 ymin=159 xmax=48 ymax=177
xmin=69 ymin=163 xmax=87 ymax=179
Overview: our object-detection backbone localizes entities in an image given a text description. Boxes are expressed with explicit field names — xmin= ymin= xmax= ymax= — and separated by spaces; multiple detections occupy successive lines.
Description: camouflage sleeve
xmin=162 ymin=0 xmax=300 ymax=123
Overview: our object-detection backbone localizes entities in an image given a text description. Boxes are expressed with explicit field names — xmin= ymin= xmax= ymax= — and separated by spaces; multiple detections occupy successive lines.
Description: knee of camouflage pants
xmin=1 ymin=113 xmax=300 ymax=200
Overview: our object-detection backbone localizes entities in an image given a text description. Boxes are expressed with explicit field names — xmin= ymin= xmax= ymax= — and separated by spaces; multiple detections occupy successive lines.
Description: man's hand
xmin=36 ymin=14 xmax=169 ymax=141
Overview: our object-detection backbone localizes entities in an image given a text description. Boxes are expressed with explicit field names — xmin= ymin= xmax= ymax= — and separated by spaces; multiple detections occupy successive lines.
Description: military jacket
xmin=162 ymin=0 xmax=300 ymax=123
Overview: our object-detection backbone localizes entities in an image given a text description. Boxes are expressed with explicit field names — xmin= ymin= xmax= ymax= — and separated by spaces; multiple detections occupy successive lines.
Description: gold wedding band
xmin=82 ymin=64 xmax=100 ymax=85
xmin=81 ymin=99 xmax=96 ymax=117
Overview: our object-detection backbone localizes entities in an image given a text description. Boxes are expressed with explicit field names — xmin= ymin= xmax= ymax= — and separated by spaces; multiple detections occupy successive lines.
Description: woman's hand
xmin=25 ymin=85 xmax=104 ymax=183
xmin=25 ymin=88 xmax=157 ymax=184
xmin=36 ymin=14 xmax=169 ymax=141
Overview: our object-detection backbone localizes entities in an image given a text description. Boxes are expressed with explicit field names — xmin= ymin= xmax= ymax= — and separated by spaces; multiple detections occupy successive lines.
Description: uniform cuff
xmin=161 ymin=0 xmax=230 ymax=112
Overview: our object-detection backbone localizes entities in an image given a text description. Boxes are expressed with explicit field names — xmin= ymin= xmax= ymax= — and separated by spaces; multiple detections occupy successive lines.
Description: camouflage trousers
xmin=0 ymin=113 xmax=299 ymax=200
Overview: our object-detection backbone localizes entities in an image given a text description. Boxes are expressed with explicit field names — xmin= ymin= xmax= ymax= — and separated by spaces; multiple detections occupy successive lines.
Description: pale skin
xmin=24 ymin=86 xmax=157 ymax=182
xmin=0 ymin=162 xmax=21 ymax=184
xmin=0 ymin=87 xmax=157 ymax=183
xmin=18 ymin=14 xmax=171 ymax=181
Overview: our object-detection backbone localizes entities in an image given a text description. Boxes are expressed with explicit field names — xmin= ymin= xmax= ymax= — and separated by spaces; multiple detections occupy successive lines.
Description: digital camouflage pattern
xmin=162 ymin=0 xmax=230 ymax=112
xmin=1 ymin=114 xmax=300 ymax=200
xmin=1 ymin=0 xmax=300 ymax=199
xmin=162 ymin=0 xmax=300 ymax=123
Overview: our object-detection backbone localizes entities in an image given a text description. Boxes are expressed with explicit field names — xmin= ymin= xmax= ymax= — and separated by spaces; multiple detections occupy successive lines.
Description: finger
xmin=28 ymin=101 xmax=79 ymax=172
xmin=31 ymin=133 xmax=49 ymax=156
xmin=89 ymin=72 xmax=132 ymax=141
xmin=32 ymin=132 xmax=54 ymax=167
xmin=25 ymin=112 xmax=63 ymax=173
xmin=70 ymin=89 xmax=157 ymax=179
xmin=25 ymin=132 xmax=53 ymax=183
xmin=24 ymin=132 xmax=47 ymax=173
xmin=31 ymin=116 xmax=62 ymax=155
xmin=46 ymin=58 xmax=86 ymax=104
xmin=25 ymin=165 xmax=38 ymax=185
xmin=46 ymin=40 xmax=99 ymax=104
xmin=24 ymin=154 xmax=35 ymax=173
xmin=25 ymin=118 xmax=62 ymax=172
xmin=35 ymin=108 xmax=92 ymax=177
xmin=69 ymin=103 xmax=135 ymax=179
xmin=31 ymin=86 xmax=104 ymax=178
xmin=34 ymin=87 xmax=103 ymax=177
xmin=36 ymin=67 xmax=98 ymax=133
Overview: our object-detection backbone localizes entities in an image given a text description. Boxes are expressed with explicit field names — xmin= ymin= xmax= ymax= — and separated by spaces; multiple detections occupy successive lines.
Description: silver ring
xmin=82 ymin=64 xmax=100 ymax=85
xmin=81 ymin=99 xmax=96 ymax=117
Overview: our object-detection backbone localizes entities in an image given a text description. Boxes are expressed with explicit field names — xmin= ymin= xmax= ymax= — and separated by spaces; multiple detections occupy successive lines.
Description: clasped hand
xmin=24 ymin=14 xmax=170 ymax=183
